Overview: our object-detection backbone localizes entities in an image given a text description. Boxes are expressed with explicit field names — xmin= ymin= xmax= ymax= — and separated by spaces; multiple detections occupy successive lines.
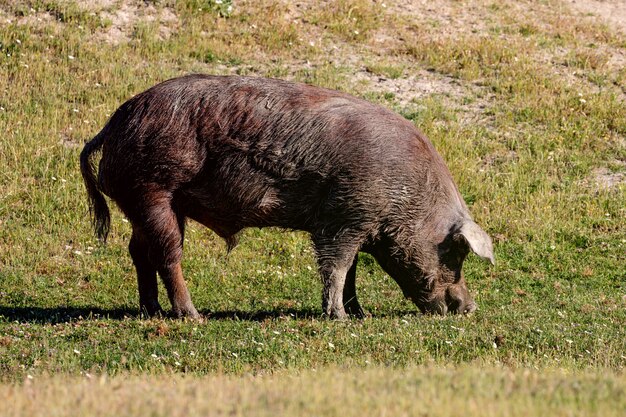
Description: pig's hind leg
xmin=123 ymin=190 xmax=200 ymax=319
xmin=129 ymin=229 xmax=163 ymax=317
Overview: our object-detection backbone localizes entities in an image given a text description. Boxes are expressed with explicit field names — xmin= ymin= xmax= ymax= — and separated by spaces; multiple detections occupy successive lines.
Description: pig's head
xmin=370 ymin=219 xmax=494 ymax=315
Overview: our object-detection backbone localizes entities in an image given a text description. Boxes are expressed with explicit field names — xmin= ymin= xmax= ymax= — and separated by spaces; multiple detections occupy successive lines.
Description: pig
xmin=80 ymin=74 xmax=494 ymax=320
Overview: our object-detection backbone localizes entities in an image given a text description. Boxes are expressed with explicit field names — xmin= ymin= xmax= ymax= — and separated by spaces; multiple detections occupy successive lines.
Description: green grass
xmin=0 ymin=0 xmax=625 ymax=411
xmin=365 ymin=60 xmax=405 ymax=79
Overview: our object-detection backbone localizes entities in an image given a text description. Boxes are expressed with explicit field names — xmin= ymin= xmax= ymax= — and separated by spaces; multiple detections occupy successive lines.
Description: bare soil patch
xmin=592 ymin=167 xmax=626 ymax=190
xmin=96 ymin=2 xmax=179 ymax=45
xmin=387 ymin=0 xmax=492 ymax=38
xmin=566 ymin=0 xmax=626 ymax=34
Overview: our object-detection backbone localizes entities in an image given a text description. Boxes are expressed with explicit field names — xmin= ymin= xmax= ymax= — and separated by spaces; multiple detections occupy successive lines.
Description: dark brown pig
xmin=80 ymin=74 xmax=494 ymax=319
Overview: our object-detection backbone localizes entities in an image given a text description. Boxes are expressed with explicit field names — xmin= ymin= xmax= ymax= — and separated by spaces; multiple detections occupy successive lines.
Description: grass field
xmin=4 ymin=366 xmax=626 ymax=417
xmin=0 ymin=0 xmax=625 ymax=414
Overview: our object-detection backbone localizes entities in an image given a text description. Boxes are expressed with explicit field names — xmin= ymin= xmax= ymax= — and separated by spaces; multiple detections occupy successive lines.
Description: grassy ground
xmin=0 ymin=0 xmax=625 ymax=413
xmin=4 ymin=366 xmax=626 ymax=417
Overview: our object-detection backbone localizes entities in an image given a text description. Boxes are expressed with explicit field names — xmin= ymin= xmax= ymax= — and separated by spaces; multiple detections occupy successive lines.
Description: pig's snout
xmin=427 ymin=300 xmax=476 ymax=315
xmin=445 ymin=284 xmax=476 ymax=315
xmin=420 ymin=285 xmax=476 ymax=315
xmin=444 ymin=297 xmax=477 ymax=315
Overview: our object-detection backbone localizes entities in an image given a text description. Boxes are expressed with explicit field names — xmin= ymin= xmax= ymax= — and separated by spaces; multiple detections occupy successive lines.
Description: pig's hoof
xmin=348 ymin=308 xmax=368 ymax=319
xmin=324 ymin=307 xmax=348 ymax=320
xmin=330 ymin=312 xmax=348 ymax=320
xmin=171 ymin=306 xmax=202 ymax=321
xmin=140 ymin=301 xmax=164 ymax=318
xmin=344 ymin=303 xmax=367 ymax=319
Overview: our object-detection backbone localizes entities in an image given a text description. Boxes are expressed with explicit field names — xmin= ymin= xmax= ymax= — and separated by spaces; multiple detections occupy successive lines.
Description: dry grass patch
xmin=4 ymin=366 xmax=626 ymax=417
xmin=305 ymin=0 xmax=386 ymax=42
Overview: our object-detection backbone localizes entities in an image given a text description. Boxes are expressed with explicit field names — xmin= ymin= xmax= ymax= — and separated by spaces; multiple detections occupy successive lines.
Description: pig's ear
xmin=457 ymin=220 xmax=495 ymax=265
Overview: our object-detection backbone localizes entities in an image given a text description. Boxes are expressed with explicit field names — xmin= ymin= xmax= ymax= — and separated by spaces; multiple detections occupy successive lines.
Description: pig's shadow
xmin=0 ymin=306 xmax=417 ymax=324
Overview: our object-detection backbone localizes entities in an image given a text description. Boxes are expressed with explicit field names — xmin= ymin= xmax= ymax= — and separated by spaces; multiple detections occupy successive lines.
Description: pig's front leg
xmin=314 ymin=236 xmax=362 ymax=319
xmin=343 ymin=255 xmax=365 ymax=318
